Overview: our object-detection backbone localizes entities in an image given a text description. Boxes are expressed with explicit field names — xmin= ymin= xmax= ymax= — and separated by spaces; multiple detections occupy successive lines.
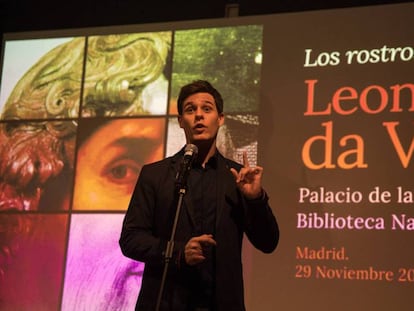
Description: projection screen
xmin=0 ymin=2 xmax=413 ymax=310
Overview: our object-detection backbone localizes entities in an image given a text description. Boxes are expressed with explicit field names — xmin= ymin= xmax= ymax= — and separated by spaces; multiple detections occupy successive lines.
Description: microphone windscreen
xmin=184 ymin=144 xmax=198 ymax=158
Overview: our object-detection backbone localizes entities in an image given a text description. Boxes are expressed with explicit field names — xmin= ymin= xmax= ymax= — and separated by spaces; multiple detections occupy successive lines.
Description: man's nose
xmin=194 ymin=107 xmax=204 ymax=117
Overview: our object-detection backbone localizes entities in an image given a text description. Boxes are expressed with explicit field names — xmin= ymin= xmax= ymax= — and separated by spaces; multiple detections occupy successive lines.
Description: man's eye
xmin=184 ymin=107 xmax=194 ymax=113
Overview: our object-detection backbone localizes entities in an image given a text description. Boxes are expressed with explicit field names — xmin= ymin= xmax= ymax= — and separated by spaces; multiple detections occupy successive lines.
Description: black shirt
xmin=187 ymin=154 xmax=218 ymax=310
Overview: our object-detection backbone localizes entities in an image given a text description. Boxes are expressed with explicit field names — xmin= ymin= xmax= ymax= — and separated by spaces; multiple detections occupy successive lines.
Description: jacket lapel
xmin=215 ymin=154 xmax=235 ymax=228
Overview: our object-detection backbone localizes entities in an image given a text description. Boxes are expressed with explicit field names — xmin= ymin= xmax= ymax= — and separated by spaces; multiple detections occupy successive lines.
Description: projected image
xmin=0 ymin=214 xmax=68 ymax=311
xmin=61 ymin=214 xmax=143 ymax=311
xmin=0 ymin=24 xmax=263 ymax=310
xmin=170 ymin=25 xmax=263 ymax=114
xmin=0 ymin=120 xmax=77 ymax=211
xmin=1 ymin=4 xmax=410 ymax=310
xmin=72 ymin=117 xmax=166 ymax=211
xmin=81 ymin=32 xmax=172 ymax=117
xmin=167 ymin=114 xmax=259 ymax=165
xmin=221 ymin=113 xmax=259 ymax=165
xmin=0 ymin=37 xmax=84 ymax=212
xmin=0 ymin=37 xmax=81 ymax=118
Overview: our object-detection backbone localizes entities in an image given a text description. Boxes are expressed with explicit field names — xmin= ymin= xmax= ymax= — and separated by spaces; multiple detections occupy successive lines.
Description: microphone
xmin=175 ymin=144 xmax=198 ymax=189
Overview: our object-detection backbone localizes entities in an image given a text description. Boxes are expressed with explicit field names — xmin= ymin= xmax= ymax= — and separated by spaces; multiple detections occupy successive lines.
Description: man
xmin=119 ymin=80 xmax=279 ymax=310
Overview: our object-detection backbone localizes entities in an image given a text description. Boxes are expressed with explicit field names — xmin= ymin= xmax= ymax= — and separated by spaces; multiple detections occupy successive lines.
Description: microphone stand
xmin=155 ymin=185 xmax=187 ymax=311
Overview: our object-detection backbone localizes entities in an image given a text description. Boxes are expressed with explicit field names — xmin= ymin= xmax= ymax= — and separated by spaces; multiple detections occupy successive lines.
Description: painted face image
xmin=61 ymin=214 xmax=143 ymax=311
xmin=178 ymin=92 xmax=224 ymax=144
xmin=72 ymin=118 xmax=165 ymax=210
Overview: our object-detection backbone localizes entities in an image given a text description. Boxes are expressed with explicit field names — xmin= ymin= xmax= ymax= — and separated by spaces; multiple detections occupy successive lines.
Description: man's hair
xmin=177 ymin=80 xmax=224 ymax=115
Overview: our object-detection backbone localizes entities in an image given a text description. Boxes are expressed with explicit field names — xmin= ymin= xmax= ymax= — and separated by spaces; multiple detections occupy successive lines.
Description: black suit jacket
xmin=119 ymin=149 xmax=279 ymax=311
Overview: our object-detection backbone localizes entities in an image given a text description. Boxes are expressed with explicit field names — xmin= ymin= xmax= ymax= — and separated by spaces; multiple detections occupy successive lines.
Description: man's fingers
xmin=251 ymin=166 xmax=263 ymax=175
xmin=198 ymin=234 xmax=217 ymax=246
xmin=187 ymin=234 xmax=216 ymax=250
xmin=185 ymin=234 xmax=216 ymax=266
xmin=243 ymin=151 xmax=249 ymax=167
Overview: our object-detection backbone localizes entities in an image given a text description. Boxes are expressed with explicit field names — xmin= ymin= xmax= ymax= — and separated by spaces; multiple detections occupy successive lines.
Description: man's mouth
xmin=193 ymin=124 xmax=206 ymax=131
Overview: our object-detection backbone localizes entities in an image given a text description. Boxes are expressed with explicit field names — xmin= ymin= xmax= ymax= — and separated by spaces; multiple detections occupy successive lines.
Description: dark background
xmin=1 ymin=0 xmax=412 ymax=53
xmin=1 ymin=0 xmax=413 ymax=36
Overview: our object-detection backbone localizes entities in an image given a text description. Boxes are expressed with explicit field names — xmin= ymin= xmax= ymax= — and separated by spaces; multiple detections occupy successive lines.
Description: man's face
xmin=178 ymin=92 xmax=224 ymax=144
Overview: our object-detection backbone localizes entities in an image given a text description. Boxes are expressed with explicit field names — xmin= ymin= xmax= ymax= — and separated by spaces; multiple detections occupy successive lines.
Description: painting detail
xmin=0 ymin=32 xmax=172 ymax=212
xmin=0 ymin=24 xmax=262 ymax=310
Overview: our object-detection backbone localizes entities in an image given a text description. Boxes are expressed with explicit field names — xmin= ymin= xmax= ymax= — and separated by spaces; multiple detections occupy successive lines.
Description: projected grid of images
xmin=0 ymin=25 xmax=263 ymax=310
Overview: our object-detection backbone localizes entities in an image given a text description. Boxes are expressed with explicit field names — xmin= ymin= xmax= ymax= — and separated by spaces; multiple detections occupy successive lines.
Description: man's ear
xmin=218 ymin=113 xmax=225 ymax=126
xmin=177 ymin=115 xmax=183 ymax=128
